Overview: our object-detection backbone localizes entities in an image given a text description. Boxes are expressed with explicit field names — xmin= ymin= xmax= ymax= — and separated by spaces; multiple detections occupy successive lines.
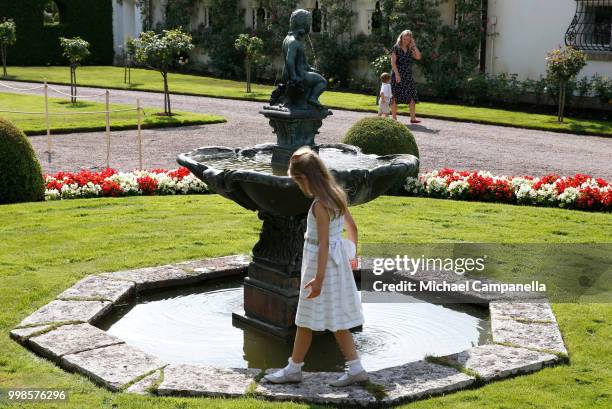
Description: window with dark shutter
xmin=566 ymin=0 xmax=612 ymax=51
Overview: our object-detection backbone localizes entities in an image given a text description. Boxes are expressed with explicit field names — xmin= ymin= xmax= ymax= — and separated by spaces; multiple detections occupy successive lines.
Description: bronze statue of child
xmin=282 ymin=9 xmax=327 ymax=109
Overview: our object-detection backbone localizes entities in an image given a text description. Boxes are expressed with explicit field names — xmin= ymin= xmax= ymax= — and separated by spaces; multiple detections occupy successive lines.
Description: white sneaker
xmin=329 ymin=370 xmax=369 ymax=387
xmin=263 ymin=368 xmax=303 ymax=384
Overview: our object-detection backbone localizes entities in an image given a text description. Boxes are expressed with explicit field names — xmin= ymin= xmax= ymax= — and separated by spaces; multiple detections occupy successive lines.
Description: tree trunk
xmin=1 ymin=45 xmax=7 ymax=78
xmin=246 ymin=58 xmax=251 ymax=93
xmin=558 ymin=81 xmax=566 ymax=123
xmin=163 ymin=72 xmax=171 ymax=116
xmin=70 ymin=66 xmax=77 ymax=104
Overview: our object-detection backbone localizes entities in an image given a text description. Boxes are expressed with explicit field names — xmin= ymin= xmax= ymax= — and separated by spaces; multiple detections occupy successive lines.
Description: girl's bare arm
xmin=343 ymin=209 xmax=358 ymax=249
xmin=314 ymin=202 xmax=330 ymax=281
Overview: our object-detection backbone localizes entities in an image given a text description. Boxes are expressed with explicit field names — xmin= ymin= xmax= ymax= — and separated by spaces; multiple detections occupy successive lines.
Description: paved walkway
xmin=2 ymin=81 xmax=611 ymax=178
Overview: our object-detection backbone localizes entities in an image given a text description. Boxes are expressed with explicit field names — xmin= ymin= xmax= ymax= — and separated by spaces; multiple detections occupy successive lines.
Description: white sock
xmin=272 ymin=357 xmax=304 ymax=377
xmin=347 ymin=358 xmax=364 ymax=375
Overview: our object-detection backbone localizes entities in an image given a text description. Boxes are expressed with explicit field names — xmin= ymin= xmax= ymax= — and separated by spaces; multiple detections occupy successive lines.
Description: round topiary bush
xmin=0 ymin=118 xmax=45 ymax=204
xmin=342 ymin=117 xmax=419 ymax=158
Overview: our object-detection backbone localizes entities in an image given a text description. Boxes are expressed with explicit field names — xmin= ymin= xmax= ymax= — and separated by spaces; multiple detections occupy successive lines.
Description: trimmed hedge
xmin=0 ymin=0 xmax=113 ymax=66
xmin=343 ymin=117 xmax=420 ymax=158
xmin=0 ymin=118 xmax=44 ymax=204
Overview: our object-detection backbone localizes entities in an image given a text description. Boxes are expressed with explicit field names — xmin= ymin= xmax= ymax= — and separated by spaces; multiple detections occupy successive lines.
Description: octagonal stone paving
xmin=489 ymin=301 xmax=556 ymax=323
xmin=157 ymin=364 xmax=260 ymax=397
xmin=126 ymin=369 xmax=163 ymax=395
xmin=10 ymin=324 xmax=52 ymax=344
xmin=99 ymin=265 xmax=195 ymax=291
xmin=57 ymin=275 xmax=135 ymax=303
xmin=17 ymin=299 xmax=111 ymax=328
xmin=439 ymin=344 xmax=560 ymax=382
xmin=28 ymin=323 xmax=124 ymax=360
xmin=175 ymin=254 xmax=250 ymax=277
xmin=98 ymin=256 xmax=250 ymax=292
xmin=61 ymin=343 xmax=166 ymax=391
xmin=11 ymin=255 xmax=569 ymax=406
xmin=492 ymin=318 xmax=567 ymax=355
xmin=368 ymin=360 xmax=475 ymax=405
xmin=257 ymin=370 xmax=377 ymax=406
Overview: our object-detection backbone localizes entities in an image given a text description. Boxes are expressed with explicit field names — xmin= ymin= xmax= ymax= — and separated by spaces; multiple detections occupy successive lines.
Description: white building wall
xmin=112 ymin=0 xmax=143 ymax=58
xmin=486 ymin=0 xmax=612 ymax=80
xmin=111 ymin=0 xmax=611 ymax=80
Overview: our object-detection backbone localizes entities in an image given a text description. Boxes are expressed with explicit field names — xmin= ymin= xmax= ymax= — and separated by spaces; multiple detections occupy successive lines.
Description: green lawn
xmin=0 ymin=195 xmax=610 ymax=408
xmin=0 ymin=91 xmax=225 ymax=135
xmin=4 ymin=66 xmax=612 ymax=137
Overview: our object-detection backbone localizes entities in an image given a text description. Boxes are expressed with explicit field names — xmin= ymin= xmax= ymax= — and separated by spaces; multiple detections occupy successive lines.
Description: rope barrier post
xmin=137 ymin=98 xmax=143 ymax=170
xmin=105 ymin=90 xmax=110 ymax=169
xmin=44 ymin=80 xmax=51 ymax=163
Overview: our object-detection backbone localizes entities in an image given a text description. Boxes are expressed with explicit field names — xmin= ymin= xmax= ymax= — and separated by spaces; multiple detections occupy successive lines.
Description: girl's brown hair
xmin=289 ymin=146 xmax=348 ymax=218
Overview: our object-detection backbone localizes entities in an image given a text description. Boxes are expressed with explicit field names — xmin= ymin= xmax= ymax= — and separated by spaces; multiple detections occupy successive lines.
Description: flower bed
xmin=44 ymin=168 xmax=208 ymax=200
xmin=405 ymin=169 xmax=611 ymax=212
xmin=43 ymin=167 xmax=611 ymax=212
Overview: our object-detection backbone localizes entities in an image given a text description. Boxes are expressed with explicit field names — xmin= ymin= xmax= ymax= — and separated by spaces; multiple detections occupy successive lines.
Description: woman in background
xmin=391 ymin=29 xmax=422 ymax=123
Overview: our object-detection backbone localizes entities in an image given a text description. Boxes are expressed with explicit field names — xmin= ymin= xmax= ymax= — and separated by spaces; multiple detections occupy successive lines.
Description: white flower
xmin=45 ymin=189 xmax=61 ymax=200
xmin=516 ymin=184 xmax=537 ymax=203
xmin=403 ymin=177 xmax=423 ymax=195
xmin=448 ymin=180 xmax=469 ymax=198
xmin=557 ymin=187 xmax=579 ymax=207
xmin=109 ymin=173 xmax=139 ymax=195
xmin=425 ymin=176 xmax=448 ymax=196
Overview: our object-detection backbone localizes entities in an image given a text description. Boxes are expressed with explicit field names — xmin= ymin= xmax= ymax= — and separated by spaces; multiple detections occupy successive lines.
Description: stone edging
xmin=11 ymin=255 xmax=568 ymax=406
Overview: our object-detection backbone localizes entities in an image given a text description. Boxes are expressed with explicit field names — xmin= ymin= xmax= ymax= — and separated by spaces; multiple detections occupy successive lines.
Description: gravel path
xmin=2 ymin=81 xmax=611 ymax=179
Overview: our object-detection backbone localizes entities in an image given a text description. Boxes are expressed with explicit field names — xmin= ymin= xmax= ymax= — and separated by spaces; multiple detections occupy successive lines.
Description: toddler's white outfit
xmin=379 ymin=82 xmax=392 ymax=114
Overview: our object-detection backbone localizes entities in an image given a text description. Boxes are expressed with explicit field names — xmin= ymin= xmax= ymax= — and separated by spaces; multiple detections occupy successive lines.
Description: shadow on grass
xmin=55 ymin=100 xmax=97 ymax=109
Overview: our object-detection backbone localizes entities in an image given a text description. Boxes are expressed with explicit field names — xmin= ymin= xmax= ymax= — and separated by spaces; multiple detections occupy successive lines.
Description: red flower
xmin=576 ymin=186 xmax=602 ymax=210
xmin=533 ymin=173 xmax=560 ymax=190
xmin=137 ymin=176 xmax=158 ymax=195
xmin=101 ymin=180 xmax=123 ymax=197
xmin=168 ymin=167 xmax=191 ymax=180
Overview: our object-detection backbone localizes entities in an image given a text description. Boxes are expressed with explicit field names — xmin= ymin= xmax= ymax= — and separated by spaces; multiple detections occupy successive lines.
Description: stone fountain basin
xmin=10 ymin=255 xmax=568 ymax=404
xmin=177 ymin=143 xmax=419 ymax=217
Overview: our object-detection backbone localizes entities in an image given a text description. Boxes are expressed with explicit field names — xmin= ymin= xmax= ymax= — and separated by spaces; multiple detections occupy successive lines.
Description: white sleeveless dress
xmin=294 ymin=201 xmax=364 ymax=331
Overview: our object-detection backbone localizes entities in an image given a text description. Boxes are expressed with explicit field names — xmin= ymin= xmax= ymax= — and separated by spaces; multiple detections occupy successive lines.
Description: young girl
xmin=264 ymin=147 xmax=367 ymax=387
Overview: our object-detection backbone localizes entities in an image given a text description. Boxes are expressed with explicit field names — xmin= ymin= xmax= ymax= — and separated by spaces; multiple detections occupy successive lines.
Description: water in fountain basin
xmin=99 ymin=280 xmax=490 ymax=372
xmin=195 ymin=148 xmax=388 ymax=176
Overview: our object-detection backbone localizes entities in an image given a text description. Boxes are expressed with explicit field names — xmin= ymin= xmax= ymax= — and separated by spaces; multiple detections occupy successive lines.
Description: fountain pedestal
xmin=232 ymin=211 xmax=307 ymax=339
xmin=233 ymin=106 xmax=331 ymax=339
xmin=260 ymin=106 xmax=331 ymax=168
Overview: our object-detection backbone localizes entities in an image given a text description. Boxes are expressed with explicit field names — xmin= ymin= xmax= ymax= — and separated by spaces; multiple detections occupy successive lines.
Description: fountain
xmin=177 ymin=9 xmax=419 ymax=339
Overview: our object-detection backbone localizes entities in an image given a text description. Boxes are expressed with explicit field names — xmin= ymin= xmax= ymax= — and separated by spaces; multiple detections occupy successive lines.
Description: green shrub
xmin=342 ymin=117 xmax=419 ymax=196
xmin=342 ymin=117 xmax=419 ymax=158
xmin=0 ymin=118 xmax=44 ymax=204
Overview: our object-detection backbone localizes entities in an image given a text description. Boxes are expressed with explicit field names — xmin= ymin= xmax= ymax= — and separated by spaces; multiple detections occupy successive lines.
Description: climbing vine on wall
xmin=149 ymin=0 xmax=483 ymax=94
xmin=429 ymin=0 xmax=484 ymax=98
xmin=195 ymin=0 xmax=245 ymax=77
xmin=163 ymin=0 xmax=198 ymax=30
xmin=309 ymin=0 xmax=356 ymax=88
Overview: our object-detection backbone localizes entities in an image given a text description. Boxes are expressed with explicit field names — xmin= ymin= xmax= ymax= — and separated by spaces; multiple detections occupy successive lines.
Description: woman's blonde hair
xmin=289 ymin=146 xmax=348 ymax=218
xmin=395 ymin=29 xmax=413 ymax=47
